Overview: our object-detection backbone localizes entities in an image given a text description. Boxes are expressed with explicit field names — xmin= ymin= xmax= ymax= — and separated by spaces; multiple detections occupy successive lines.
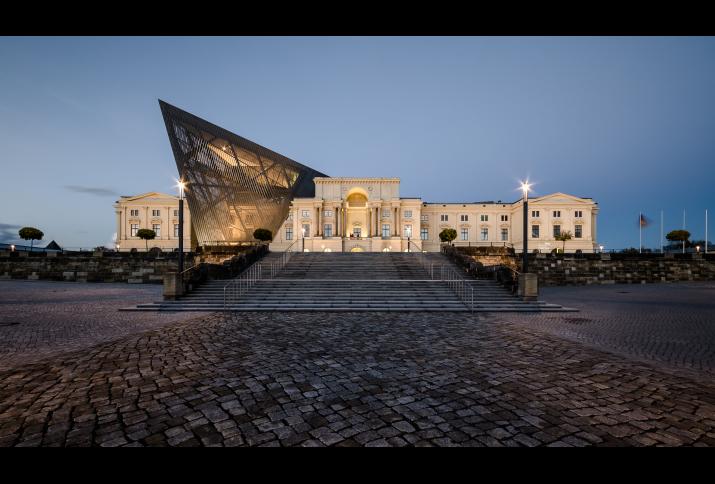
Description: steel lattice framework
xmin=159 ymin=100 xmax=327 ymax=246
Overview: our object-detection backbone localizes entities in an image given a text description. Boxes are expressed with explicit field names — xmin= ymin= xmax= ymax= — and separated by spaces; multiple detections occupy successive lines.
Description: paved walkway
xmin=0 ymin=280 xmax=204 ymax=370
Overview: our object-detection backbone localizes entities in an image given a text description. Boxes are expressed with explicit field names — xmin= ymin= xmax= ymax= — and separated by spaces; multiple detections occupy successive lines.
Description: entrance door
xmin=353 ymin=227 xmax=362 ymax=238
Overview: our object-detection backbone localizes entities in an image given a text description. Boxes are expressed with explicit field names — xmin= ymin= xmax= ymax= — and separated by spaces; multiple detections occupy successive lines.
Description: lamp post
xmin=177 ymin=179 xmax=186 ymax=274
xmin=302 ymin=227 xmax=306 ymax=252
xmin=520 ymin=181 xmax=531 ymax=273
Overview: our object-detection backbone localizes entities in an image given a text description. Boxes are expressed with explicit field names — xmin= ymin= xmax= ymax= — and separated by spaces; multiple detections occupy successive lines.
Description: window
xmin=301 ymin=210 xmax=310 ymax=218
xmin=173 ymin=210 xmax=178 ymax=217
xmin=440 ymin=214 xmax=448 ymax=222
xmin=382 ymin=209 xmax=391 ymax=218
xmin=460 ymin=214 xmax=468 ymax=222
xmin=324 ymin=210 xmax=333 ymax=217
xmin=553 ymin=225 xmax=561 ymax=237
xmin=404 ymin=210 xmax=412 ymax=219
xmin=353 ymin=227 xmax=361 ymax=237
xmin=461 ymin=228 xmax=469 ymax=241
xmin=302 ymin=224 xmax=310 ymax=237
xmin=420 ymin=228 xmax=428 ymax=240
xmin=152 ymin=224 xmax=161 ymax=238
xmin=152 ymin=209 xmax=160 ymax=217
xmin=574 ymin=210 xmax=583 ymax=218
xmin=174 ymin=224 xmax=179 ymax=238
xmin=421 ymin=214 xmax=429 ymax=222
xmin=532 ymin=225 xmax=539 ymax=238
xmin=324 ymin=224 xmax=332 ymax=237
xmin=532 ymin=210 xmax=540 ymax=218
xmin=286 ymin=227 xmax=293 ymax=240
xmin=553 ymin=210 xmax=561 ymax=218
xmin=480 ymin=214 xmax=488 ymax=222
xmin=404 ymin=225 xmax=412 ymax=238
xmin=480 ymin=228 xmax=488 ymax=241
xmin=130 ymin=209 xmax=139 ymax=217
xmin=131 ymin=224 xmax=139 ymax=237
xmin=500 ymin=215 xmax=508 ymax=222
xmin=575 ymin=225 xmax=582 ymax=238
xmin=501 ymin=228 xmax=508 ymax=241
xmin=382 ymin=224 xmax=390 ymax=238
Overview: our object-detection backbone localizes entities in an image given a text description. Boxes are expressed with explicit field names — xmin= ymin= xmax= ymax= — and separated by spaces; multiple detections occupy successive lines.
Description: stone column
xmin=316 ymin=206 xmax=321 ymax=236
xmin=367 ymin=207 xmax=372 ymax=237
xmin=293 ymin=207 xmax=298 ymax=244
xmin=116 ymin=210 xmax=122 ymax=247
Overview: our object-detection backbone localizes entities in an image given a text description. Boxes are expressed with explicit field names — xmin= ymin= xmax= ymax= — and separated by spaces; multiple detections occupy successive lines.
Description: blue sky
xmin=0 ymin=36 xmax=713 ymax=250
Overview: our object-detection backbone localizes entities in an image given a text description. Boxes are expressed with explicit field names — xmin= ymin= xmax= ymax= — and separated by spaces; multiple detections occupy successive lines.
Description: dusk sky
xmin=1 ymin=36 xmax=713 ymax=250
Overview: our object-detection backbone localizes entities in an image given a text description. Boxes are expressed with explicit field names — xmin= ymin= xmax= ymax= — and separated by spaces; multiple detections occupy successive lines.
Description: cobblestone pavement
xmin=0 ymin=309 xmax=713 ymax=447
xmin=504 ymin=282 xmax=715 ymax=375
xmin=0 ymin=280 xmax=204 ymax=370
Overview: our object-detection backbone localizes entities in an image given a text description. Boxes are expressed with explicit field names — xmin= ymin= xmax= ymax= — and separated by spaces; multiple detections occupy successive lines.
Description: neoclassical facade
xmin=114 ymin=192 xmax=192 ymax=252
xmin=269 ymin=177 xmax=599 ymax=253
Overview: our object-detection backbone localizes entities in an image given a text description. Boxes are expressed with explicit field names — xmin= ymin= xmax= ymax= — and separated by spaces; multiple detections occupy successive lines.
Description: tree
xmin=136 ymin=229 xmax=156 ymax=252
xmin=439 ymin=228 xmax=457 ymax=245
xmin=554 ymin=230 xmax=573 ymax=253
xmin=253 ymin=228 xmax=273 ymax=242
xmin=666 ymin=229 xmax=690 ymax=253
xmin=18 ymin=227 xmax=43 ymax=252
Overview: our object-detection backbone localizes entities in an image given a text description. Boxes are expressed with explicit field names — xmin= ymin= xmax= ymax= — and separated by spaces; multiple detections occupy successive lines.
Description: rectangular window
xmin=382 ymin=209 xmax=391 ymax=218
xmin=286 ymin=227 xmax=293 ymax=240
xmin=323 ymin=210 xmax=333 ymax=217
xmin=440 ymin=214 xmax=448 ymax=222
xmin=173 ymin=210 xmax=178 ymax=217
xmin=382 ymin=224 xmax=390 ymax=238
xmin=302 ymin=224 xmax=310 ymax=237
xmin=532 ymin=210 xmax=539 ymax=218
xmin=553 ymin=225 xmax=561 ymax=237
xmin=480 ymin=228 xmax=488 ymax=241
xmin=152 ymin=224 xmax=161 ymax=238
xmin=174 ymin=224 xmax=179 ymax=238
xmin=130 ymin=209 xmax=139 ymax=217
xmin=131 ymin=224 xmax=139 ymax=237
xmin=500 ymin=215 xmax=508 ymax=222
xmin=404 ymin=210 xmax=412 ymax=219
xmin=324 ymin=224 xmax=332 ymax=237
xmin=460 ymin=214 xmax=468 ymax=222
xmin=461 ymin=228 xmax=469 ymax=241
xmin=574 ymin=210 xmax=583 ymax=218
xmin=301 ymin=210 xmax=310 ymax=218
xmin=553 ymin=210 xmax=561 ymax=218
xmin=404 ymin=225 xmax=412 ymax=238
xmin=501 ymin=228 xmax=508 ymax=241
xmin=532 ymin=225 xmax=539 ymax=238
xmin=420 ymin=228 xmax=428 ymax=240
xmin=152 ymin=209 xmax=161 ymax=217
xmin=480 ymin=214 xmax=488 ymax=222
xmin=575 ymin=225 xmax=582 ymax=238
xmin=421 ymin=214 xmax=429 ymax=222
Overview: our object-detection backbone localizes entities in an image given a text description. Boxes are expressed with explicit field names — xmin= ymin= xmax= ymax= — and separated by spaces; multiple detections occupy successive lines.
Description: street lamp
xmin=520 ymin=180 xmax=531 ymax=273
xmin=176 ymin=178 xmax=186 ymax=274
xmin=10 ymin=244 xmax=15 ymax=252
xmin=696 ymin=245 xmax=700 ymax=254
xmin=302 ymin=227 xmax=306 ymax=252
xmin=599 ymin=244 xmax=604 ymax=254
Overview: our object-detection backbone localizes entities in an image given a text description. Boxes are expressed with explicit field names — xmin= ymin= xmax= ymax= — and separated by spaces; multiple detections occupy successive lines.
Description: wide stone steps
xmin=123 ymin=252 xmax=577 ymax=312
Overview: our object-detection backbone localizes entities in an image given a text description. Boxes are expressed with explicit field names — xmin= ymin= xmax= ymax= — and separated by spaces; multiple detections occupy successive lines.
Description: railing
xmin=408 ymin=239 xmax=435 ymax=279
xmin=223 ymin=239 xmax=299 ymax=313
xmin=438 ymin=264 xmax=474 ymax=311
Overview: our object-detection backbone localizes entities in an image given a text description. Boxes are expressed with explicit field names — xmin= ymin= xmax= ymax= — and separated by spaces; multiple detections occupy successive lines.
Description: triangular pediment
xmin=122 ymin=192 xmax=178 ymax=202
xmin=531 ymin=192 xmax=593 ymax=205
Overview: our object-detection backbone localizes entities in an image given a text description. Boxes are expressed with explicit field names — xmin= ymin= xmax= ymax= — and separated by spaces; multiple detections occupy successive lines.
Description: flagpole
xmin=683 ymin=209 xmax=686 ymax=254
xmin=706 ymin=209 xmax=709 ymax=254
xmin=660 ymin=210 xmax=663 ymax=254
xmin=639 ymin=211 xmax=642 ymax=254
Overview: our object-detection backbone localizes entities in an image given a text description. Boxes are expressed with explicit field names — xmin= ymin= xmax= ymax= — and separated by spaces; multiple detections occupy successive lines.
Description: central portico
xmin=272 ymin=177 xmax=421 ymax=253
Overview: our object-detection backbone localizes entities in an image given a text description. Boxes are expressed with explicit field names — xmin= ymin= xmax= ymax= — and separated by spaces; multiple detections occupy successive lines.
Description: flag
xmin=639 ymin=213 xmax=651 ymax=227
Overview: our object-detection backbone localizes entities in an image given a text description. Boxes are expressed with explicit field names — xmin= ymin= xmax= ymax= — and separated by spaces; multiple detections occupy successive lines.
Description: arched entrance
xmin=345 ymin=190 xmax=368 ymax=238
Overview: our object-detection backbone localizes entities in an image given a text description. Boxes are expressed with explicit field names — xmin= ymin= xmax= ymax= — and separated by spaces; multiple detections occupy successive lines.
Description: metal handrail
xmin=436 ymin=263 xmax=474 ymax=311
xmin=223 ymin=238 xmax=299 ymax=313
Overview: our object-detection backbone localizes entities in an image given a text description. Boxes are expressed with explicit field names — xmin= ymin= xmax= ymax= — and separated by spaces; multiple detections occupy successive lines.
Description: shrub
xmin=253 ymin=228 xmax=273 ymax=242
xmin=136 ymin=229 xmax=156 ymax=251
xmin=439 ymin=228 xmax=457 ymax=245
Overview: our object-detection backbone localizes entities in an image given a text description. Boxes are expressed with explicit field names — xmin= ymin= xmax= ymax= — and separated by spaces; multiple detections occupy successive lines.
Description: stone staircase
xmin=124 ymin=251 xmax=576 ymax=312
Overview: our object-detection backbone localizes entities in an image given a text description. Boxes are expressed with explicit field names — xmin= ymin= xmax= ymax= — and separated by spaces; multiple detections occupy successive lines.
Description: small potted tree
xmin=554 ymin=230 xmax=573 ymax=253
xmin=253 ymin=228 xmax=273 ymax=244
xmin=439 ymin=228 xmax=457 ymax=246
xmin=666 ymin=229 xmax=690 ymax=254
xmin=18 ymin=227 xmax=44 ymax=252
xmin=136 ymin=228 xmax=156 ymax=252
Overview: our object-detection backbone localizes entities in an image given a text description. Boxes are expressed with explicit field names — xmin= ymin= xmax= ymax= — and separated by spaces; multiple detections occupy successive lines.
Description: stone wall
xmin=0 ymin=251 xmax=196 ymax=284
xmin=528 ymin=253 xmax=715 ymax=286
xmin=0 ymin=245 xmax=268 ymax=284
xmin=449 ymin=246 xmax=715 ymax=286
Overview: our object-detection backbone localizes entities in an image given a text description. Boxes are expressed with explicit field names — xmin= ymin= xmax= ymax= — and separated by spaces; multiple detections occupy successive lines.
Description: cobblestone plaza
xmin=0 ymin=280 xmax=713 ymax=447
